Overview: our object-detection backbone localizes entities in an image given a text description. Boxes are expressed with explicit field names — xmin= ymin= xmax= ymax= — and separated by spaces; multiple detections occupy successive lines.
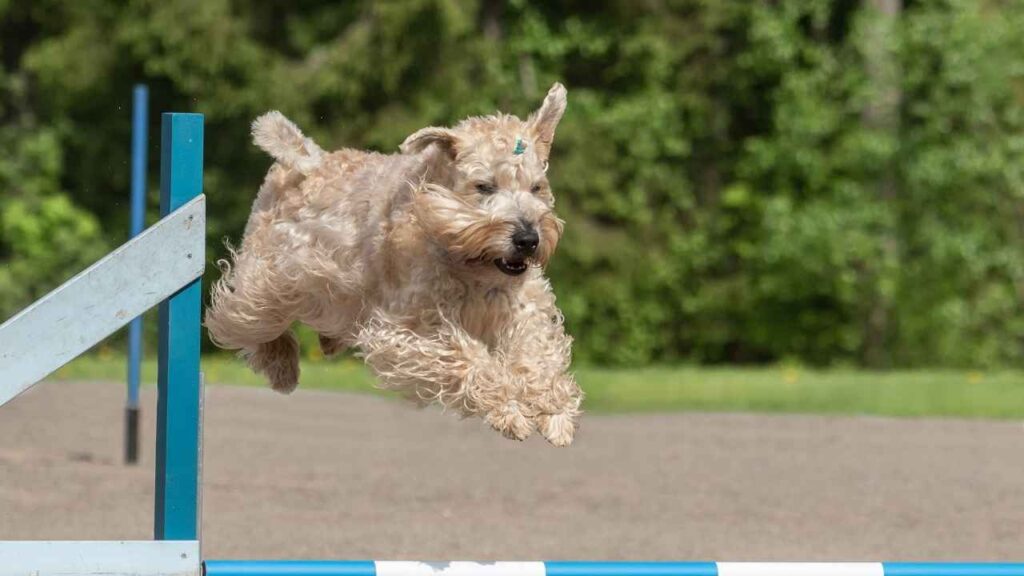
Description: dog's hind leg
xmin=318 ymin=334 xmax=348 ymax=358
xmin=205 ymin=247 xmax=303 ymax=392
xmin=246 ymin=330 xmax=301 ymax=393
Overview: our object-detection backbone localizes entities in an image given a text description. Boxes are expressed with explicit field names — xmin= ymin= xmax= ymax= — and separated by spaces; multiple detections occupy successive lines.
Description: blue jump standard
xmin=155 ymin=112 xmax=204 ymax=541
xmin=125 ymin=83 xmax=149 ymax=465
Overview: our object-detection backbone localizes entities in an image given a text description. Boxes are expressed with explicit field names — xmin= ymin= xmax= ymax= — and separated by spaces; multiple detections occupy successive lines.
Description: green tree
xmin=2 ymin=0 xmax=1023 ymax=368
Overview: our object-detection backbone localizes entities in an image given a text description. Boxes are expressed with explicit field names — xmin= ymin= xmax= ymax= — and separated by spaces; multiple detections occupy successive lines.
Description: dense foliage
xmin=2 ymin=0 xmax=1023 ymax=367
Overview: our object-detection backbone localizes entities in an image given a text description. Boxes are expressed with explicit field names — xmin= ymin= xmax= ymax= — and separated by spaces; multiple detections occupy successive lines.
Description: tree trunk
xmin=481 ymin=0 xmax=504 ymax=42
xmin=860 ymin=0 xmax=902 ymax=368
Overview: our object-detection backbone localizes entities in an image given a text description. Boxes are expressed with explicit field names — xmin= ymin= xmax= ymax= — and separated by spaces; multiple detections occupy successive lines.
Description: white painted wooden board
xmin=0 ymin=540 xmax=200 ymax=576
xmin=0 ymin=195 xmax=205 ymax=407
xmin=377 ymin=562 xmax=547 ymax=576
xmin=718 ymin=564 xmax=885 ymax=576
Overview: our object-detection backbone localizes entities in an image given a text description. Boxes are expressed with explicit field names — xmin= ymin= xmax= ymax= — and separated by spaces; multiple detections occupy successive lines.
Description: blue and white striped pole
xmin=126 ymin=83 xmax=148 ymax=465
xmin=204 ymin=561 xmax=1024 ymax=576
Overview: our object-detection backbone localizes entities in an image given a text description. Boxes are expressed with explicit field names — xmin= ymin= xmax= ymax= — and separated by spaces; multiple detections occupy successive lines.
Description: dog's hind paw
xmin=268 ymin=365 xmax=300 ymax=394
xmin=537 ymin=411 xmax=576 ymax=447
xmin=486 ymin=401 xmax=534 ymax=441
xmin=318 ymin=334 xmax=346 ymax=358
xmin=246 ymin=332 xmax=301 ymax=394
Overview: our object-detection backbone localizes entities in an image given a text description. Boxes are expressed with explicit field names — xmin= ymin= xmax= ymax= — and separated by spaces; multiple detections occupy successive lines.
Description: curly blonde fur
xmin=206 ymin=83 xmax=582 ymax=446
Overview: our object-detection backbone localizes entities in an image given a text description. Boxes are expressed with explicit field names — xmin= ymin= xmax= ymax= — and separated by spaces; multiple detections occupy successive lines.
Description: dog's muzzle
xmin=495 ymin=224 xmax=539 ymax=276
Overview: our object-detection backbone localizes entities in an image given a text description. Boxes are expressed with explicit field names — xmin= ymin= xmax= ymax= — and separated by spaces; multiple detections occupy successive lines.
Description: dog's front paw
xmin=537 ymin=411 xmax=577 ymax=447
xmin=486 ymin=401 xmax=534 ymax=441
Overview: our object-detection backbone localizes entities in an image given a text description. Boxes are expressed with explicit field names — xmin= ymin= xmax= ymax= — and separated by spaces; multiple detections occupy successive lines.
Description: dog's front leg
xmin=499 ymin=296 xmax=583 ymax=447
xmin=356 ymin=314 xmax=535 ymax=440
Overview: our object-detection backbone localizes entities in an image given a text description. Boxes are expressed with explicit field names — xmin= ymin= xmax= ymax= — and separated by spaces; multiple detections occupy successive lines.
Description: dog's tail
xmin=251 ymin=111 xmax=325 ymax=175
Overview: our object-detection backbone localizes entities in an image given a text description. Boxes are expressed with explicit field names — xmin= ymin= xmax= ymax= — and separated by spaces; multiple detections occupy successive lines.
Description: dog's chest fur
xmin=458 ymin=284 xmax=519 ymax=346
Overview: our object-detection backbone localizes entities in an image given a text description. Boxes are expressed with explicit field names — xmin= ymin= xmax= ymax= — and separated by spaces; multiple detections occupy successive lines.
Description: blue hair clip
xmin=513 ymin=137 xmax=527 ymax=155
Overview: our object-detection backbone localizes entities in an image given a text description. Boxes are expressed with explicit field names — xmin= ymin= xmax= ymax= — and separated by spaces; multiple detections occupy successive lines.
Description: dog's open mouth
xmin=495 ymin=257 xmax=529 ymax=276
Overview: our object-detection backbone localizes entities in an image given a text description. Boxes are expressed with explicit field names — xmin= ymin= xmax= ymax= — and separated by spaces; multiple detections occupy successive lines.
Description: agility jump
xmin=0 ymin=112 xmax=1021 ymax=576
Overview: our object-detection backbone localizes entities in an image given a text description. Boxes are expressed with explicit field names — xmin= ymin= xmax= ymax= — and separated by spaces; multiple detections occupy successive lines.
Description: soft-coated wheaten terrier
xmin=205 ymin=83 xmax=582 ymax=446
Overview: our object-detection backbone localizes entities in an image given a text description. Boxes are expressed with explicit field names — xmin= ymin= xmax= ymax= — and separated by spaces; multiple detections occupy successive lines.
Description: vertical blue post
xmin=155 ymin=113 xmax=204 ymax=541
xmin=125 ymin=84 xmax=148 ymax=465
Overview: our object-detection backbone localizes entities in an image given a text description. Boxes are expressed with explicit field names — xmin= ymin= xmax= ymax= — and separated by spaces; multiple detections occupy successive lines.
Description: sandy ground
xmin=1 ymin=380 xmax=1022 ymax=561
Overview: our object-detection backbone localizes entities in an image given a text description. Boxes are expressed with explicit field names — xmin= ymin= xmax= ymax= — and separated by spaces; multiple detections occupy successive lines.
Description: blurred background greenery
xmin=3 ymin=0 xmax=1024 ymax=375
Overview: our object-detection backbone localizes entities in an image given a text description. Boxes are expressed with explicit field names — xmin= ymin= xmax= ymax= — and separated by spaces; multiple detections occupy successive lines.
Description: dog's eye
xmin=475 ymin=182 xmax=496 ymax=195
xmin=530 ymin=183 xmax=543 ymax=194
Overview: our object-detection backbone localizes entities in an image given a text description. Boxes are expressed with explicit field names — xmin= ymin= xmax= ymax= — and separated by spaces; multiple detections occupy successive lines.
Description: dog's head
xmin=402 ymin=83 xmax=567 ymax=279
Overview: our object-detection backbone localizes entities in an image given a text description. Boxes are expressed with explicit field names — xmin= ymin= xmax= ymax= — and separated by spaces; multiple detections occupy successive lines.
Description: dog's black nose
xmin=512 ymin=226 xmax=540 ymax=256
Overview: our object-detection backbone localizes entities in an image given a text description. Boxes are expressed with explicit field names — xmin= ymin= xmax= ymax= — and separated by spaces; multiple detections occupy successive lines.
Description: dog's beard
xmin=534 ymin=211 xmax=563 ymax=267
xmin=414 ymin=184 xmax=512 ymax=263
xmin=412 ymin=184 xmax=517 ymax=270
xmin=413 ymin=183 xmax=563 ymax=274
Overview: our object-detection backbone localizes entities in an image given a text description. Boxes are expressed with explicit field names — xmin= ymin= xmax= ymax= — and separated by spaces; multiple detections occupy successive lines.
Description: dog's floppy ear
xmin=400 ymin=127 xmax=459 ymax=156
xmin=528 ymin=82 xmax=567 ymax=160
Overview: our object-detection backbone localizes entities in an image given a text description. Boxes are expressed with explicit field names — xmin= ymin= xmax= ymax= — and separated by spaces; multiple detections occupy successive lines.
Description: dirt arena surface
xmin=1 ymin=380 xmax=1022 ymax=560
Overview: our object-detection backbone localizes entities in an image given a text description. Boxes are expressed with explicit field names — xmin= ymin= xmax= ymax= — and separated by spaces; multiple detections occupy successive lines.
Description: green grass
xmin=53 ymin=353 xmax=1024 ymax=419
